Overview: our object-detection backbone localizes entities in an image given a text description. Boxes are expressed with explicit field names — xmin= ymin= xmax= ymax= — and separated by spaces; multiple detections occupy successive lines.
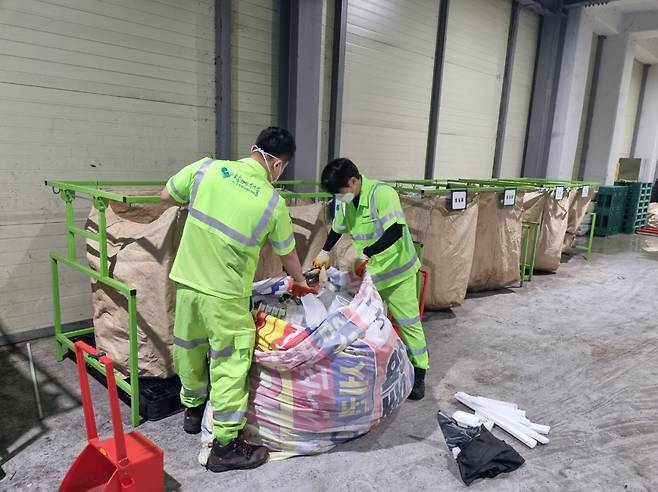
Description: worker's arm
xmin=363 ymin=223 xmax=403 ymax=257
xmin=321 ymin=229 xmax=342 ymax=252
xmin=160 ymin=187 xmax=180 ymax=204
xmin=279 ymin=249 xmax=306 ymax=283
xmin=268 ymin=201 xmax=307 ymax=284
xmin=161 ymin=158 xmax=208 ymax=205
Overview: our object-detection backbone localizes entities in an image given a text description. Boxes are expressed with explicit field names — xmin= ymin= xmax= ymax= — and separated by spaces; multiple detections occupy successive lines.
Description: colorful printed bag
xmin=200 ymin=273 xmax=414 ymax=460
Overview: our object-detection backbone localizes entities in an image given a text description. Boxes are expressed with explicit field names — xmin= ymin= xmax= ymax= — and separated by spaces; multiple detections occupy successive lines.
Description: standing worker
xmin=161 ymin=127 xmax=315 ymax=472
xmin=312 ymin=158 xmax=428 ymax=400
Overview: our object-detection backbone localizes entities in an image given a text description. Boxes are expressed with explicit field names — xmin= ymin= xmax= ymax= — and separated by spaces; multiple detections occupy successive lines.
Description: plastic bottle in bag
xmin=301 ymin=294 xmax=328 ymax=328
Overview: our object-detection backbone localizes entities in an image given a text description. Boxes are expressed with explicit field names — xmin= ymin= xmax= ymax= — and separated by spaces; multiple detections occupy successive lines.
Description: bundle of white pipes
xmin=454 ymin=392 xmax=550 ymax=449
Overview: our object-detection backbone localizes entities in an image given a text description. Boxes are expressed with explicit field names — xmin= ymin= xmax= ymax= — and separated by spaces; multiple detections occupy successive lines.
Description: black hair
xmin=255 ymin=127 xmax=296 ymax=159
xmin=321 ymin=158 xmax=361 ymax=194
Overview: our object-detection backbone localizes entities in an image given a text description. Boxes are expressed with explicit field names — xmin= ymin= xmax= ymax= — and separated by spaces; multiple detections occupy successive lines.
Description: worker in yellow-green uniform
xmin=161 ymin=127 xmax=316 ymax=472
xmin=312 ymin=158 xmax=429 ymax=400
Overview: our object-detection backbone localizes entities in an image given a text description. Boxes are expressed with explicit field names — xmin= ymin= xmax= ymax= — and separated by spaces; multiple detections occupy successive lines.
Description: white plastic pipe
xmin=452 ymin=410 xmax=481 ymax=428
xmin=459 ymin=393 xmax=547 ymax=430
xmin=472 ymin=397 xmax=526 ymax=418
xmin=529 ymin=423 xmax=551 ymax=435
xmin=456 ymin=392 xmax=551 ymax=441
xmin=477 ymin=406 xmax=550 ymax=445
xmin=455 ymin=394 xmax=537 ymax=448
xmin=475 ymin=395 xmax=518 ymax=409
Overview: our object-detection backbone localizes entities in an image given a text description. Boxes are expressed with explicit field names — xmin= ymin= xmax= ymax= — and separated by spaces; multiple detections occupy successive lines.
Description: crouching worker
xmin=312 ymin=158 xmax=429 ymax=400
xmin=161 ymin=127 xmax=316 ymax=472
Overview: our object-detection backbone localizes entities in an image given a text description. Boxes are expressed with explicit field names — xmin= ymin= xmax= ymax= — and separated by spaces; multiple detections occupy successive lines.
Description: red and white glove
xmin=354 ymin=254 xmax=369 ymax=277
xmin=291 ymin=280 xmax=319 ymax=299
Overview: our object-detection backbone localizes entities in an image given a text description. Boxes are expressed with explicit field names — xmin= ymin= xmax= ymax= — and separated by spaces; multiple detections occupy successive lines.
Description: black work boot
xmin=206 ymin=434 xmax=269 ymax=472
xmin=408 ymin=367 xmax=426 ymax=401
xmin=183 ymin=404 xmax=206 ymax=434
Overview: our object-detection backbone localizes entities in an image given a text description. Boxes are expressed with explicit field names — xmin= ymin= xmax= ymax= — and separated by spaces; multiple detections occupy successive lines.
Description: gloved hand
xmin=312 ymin=250 xmax=331 ymax=269
xmin=291 ymin=280 xmax=319 ymax=299
xmin=354 ymin=254 xmax=369 ymax=277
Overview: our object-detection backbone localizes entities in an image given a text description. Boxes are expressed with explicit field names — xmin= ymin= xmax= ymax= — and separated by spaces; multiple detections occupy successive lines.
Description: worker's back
xmin=167 ymin=157 xmax=295 ymax=300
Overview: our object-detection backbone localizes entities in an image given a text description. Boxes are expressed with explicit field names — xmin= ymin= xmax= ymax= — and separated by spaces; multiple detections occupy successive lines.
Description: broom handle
xmin=74 ymin=341 xmax=128 ymax=463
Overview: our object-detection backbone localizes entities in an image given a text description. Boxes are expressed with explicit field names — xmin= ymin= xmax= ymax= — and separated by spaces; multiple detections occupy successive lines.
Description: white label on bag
xmin=581 ymin=185 xmax=589 ymax=198
xmin=555 ymin=186 xmax=564 ymax=200
xmin=451 ymin=190 xmax=467 ymax=211
xmin=503 ymin=189 xmax=516 ymax=206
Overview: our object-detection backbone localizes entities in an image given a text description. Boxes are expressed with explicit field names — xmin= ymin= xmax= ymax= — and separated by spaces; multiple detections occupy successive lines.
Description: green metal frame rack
xmin=46 ymin=179 xmax=165 ymax=427
xmin=45 ymin=180 xmax=331 ymax=427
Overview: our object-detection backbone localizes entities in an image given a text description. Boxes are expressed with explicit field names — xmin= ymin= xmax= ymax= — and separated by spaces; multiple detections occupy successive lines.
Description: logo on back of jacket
xmin=221 ymin=166 xmax=261 ymax=197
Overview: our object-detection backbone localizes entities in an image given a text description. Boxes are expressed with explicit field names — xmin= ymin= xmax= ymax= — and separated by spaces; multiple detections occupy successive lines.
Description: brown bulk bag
xmin=254 ymin=201 xmax=328 ymax=280
xmin=402 ymin=195 xmax=478 ymax=310
xmin=563 ymin=186 xmax=594 ymax=250
xmin=536 ymin=189 xmax=572 ymax=271
xmin=86 ymin=192 xmax=185 ymax=378
xmin=649 ymin=203 xmax=658 ymax=228
xmin=468 ymin=192 xmax=523 ymax=291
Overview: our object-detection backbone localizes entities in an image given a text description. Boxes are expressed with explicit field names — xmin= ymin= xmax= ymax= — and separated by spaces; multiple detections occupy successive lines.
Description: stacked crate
xmin=594 ymin=186 xmax=628 ymax=236
xmin=614 ymin=181 xmax=653 ymax=233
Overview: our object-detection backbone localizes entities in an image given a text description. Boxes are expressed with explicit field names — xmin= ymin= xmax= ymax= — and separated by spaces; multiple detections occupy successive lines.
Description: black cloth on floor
xmin=457 ymin=427 xmax=525 ymax=485
xmin=437 ymin=411 xmax=525 ymax=486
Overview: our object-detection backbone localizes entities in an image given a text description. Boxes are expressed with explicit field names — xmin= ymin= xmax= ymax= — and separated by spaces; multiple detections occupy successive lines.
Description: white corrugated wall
xmin=619 ymin=59 xmax=644 ymax=159
xmin=341 ymin=0 xmax=439 ymax=180
xmin=0 ymin=1 xmax=215 ymax=340
xmin=229 ymin=0 xmax=280 ymax=159
xmin=435 ymin=0 xmax=511 ymax=178
xmin=500 ymin=7 xmax=540 ymax=178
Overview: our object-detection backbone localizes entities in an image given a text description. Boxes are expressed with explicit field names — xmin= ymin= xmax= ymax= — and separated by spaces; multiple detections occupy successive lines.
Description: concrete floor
xmin=1 ymin=234 xmax=658 ymax=491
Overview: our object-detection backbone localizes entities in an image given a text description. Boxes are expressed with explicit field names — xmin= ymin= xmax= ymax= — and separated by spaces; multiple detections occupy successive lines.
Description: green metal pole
xmin=51 ymin=256 xmax=64 ymax=362
xmin=128 ymin=291 xmax=140 ymax=427
xmin=63 ymin=191 xmax=76 ymax=261
xmin=530 ymin=221 xmax=540 ymax=281
xmin=520 ymin=225 xmax=529 ymax=288
xmin=587 ymin=213 xmax=596 ymax=261
xmin=94 ymin=197 xmax=109 ymax=278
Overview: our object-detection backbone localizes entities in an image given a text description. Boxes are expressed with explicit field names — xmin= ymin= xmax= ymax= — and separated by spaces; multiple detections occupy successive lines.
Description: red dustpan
xmin=59 ymin=341 xmax=164 ymax=492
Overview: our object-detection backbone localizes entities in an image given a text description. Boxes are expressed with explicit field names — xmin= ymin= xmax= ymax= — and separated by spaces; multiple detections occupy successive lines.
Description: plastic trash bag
xmin=438 ymin=411 xmax=525 ymax=486
xmin=200 ymin=273 xmax=414 ymax=462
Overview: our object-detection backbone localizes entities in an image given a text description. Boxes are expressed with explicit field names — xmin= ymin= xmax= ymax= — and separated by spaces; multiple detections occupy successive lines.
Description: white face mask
xmin=251 ymin=145 xmax=286 ymax=182
xmin=335 ymin=192 xmax=355 ymax=204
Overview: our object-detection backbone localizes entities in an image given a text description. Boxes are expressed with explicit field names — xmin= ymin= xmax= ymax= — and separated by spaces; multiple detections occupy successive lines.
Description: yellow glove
xmin=312 ymin=250 xmax=331 ymax=269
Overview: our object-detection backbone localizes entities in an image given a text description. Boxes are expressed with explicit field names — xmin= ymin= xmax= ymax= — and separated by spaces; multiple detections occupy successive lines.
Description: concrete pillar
xmin=546 ymin=9 xmax=593 ymax=179
xmin=634 ymin=65 xmax=658 ymax=182
xmin=284 ymin=0 xmax=323 ymax=184
xmin=583 ymin=34 xmax=635 ymax=184
xmin=523 ymin=15 xmax=566 ymax=178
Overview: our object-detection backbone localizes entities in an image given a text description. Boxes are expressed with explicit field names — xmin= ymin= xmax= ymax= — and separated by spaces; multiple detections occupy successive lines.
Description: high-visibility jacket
xmin=166 ymin=157 xmax=295 ymax=299
xmin=332 ymin=176 xmax=419 ymax=290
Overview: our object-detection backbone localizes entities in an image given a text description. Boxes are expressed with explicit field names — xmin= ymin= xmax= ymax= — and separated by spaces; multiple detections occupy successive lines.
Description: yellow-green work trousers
xmin=378 ymin=275 xmax=429 ymax=369
xmin=173 ymin=285 xmax=255 ymax=445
